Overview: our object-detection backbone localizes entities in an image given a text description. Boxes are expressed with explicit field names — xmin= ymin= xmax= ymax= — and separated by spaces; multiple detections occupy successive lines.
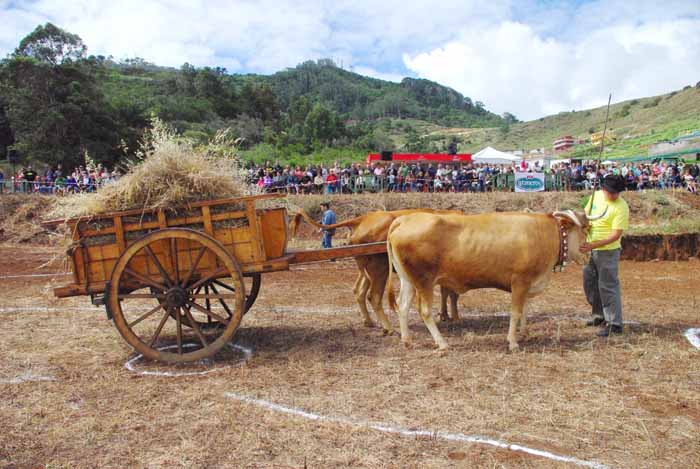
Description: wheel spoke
xmin=124 ymin=268 xmax=167 ymax=292
xmin=170 ymin=238 xmax=180 ymax=286
xmin=186 ymin=300 xmax=230 ymax=326
xmin=205 ymin=285 xmax=212 ymax=325
xmin=189 ymin=293 xmax=238 ymax=300
xmin=148 ymin=309 xmax=171 ymax=347
xmin=189 ymin=267 xmax=227 ymax=292
xmin=183 ymin=305 xmax=209 ymax=348
xmin=212 ymin=279 xmax=236 ymax=292
xmin=128 ymin=303 xmax=165 ymax=328
xmin=209 ymin=283 xmax=234 ymax=319
xmin=181 ymin=247 xmax=207 ymax=288
xmin=175 ymin=307 xmax=183 ymax=355
xmin=144 ymin=245 xmax=173 ymax=288
xmin=118 ymin=293 xmax=166 ymax=299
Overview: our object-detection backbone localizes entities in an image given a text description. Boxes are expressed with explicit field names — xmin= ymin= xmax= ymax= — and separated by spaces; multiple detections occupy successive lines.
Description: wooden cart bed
xmin=45 ymin=194 xmax=290 ymax=298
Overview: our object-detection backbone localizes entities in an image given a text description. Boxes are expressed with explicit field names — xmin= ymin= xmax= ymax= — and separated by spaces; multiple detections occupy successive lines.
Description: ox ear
xmin=552 ymin=210 xmax=582 ymax=228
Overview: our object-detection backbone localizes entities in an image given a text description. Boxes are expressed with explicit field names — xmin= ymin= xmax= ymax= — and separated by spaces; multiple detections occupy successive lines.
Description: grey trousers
xmin=583 ymin=249 xmax=623 ymax=326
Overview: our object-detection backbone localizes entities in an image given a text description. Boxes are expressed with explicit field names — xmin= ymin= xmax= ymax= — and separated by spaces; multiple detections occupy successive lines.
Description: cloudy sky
xmin=1 ymin=0 xmax=699 ymax=120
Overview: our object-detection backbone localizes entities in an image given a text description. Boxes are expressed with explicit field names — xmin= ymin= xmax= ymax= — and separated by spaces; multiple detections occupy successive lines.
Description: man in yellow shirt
xmin=580 ymin=174 xmax=629 ymax=336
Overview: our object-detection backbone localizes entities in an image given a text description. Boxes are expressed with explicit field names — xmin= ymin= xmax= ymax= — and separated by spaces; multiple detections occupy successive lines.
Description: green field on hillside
xmin=402 ymin=85 xmax=700 ymax=159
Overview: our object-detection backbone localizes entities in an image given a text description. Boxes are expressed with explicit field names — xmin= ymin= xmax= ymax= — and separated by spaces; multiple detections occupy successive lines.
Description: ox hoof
xmin=436 ymin=345 xmax=449 ymax=355
xmin=363 ymin=320 xmax=376 ymax=328
xmin=508 ymin=344 xmax=521 ymax=353
xmin=401 ymin=340 xmax=413 ymax=349
xmin=382 ymin=328 xmax=395 ymax=337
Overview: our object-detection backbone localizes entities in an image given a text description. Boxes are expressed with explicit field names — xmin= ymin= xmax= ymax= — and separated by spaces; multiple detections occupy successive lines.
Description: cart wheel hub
xmin=165 ymin=287 xmax=188 ymax=309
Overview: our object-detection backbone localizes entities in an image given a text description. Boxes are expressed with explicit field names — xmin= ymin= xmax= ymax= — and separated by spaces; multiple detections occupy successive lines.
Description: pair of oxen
xmin=292 ymin=207 xmax=604 ymax=352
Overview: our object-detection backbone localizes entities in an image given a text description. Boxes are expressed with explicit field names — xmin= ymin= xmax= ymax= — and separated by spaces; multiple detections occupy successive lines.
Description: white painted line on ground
xmin=0 ymin=272 xmax=70 ymax=279
xmin=0 ymin=372 xmax=56 ymax=385
xmin=124 ymin=342 xmax=253 ymax=377
xmin=0 ymin=306 xmax=102 ymax=314
xmin=224 ymin=392 xmax=608 ymax=469
xmin=684 ymin=328 xmax=700 ymax=349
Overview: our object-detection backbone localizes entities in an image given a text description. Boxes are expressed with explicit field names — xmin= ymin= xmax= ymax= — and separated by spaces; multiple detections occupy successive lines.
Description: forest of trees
xmin=0 ymin=23 xmax=509 ymax=169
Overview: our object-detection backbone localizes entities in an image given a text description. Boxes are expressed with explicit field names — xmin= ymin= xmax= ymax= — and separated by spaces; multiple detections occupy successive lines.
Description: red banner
xmin=366 ymin=153 xmax=472 ymax=164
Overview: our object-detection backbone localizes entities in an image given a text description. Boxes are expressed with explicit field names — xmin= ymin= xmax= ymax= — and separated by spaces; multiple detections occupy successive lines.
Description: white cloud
xmin=404 ymin=17 xmax=700 ymax=120
xmin=1 ymin=0 xmax=699 ymax=120
xmin=0 ymin=0 xmax=510 ymax=71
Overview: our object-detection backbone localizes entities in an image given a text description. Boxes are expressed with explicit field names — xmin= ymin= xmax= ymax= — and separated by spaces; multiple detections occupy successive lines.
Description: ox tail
xmin=291 ymin=209 xmax=364 ymax=237
xmin=289 ymin=213 xmax=304 ymax=238
xmin=386 ymin=238 xmax=398 ymax=313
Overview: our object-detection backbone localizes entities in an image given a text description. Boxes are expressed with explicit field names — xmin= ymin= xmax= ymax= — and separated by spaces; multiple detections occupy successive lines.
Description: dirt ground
xmin=1 ymin=245 xmax=699 ymax=468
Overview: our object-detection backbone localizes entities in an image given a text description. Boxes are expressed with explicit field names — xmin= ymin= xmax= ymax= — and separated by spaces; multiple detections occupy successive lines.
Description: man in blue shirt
xmin=320 ymin=202 xmax=336 ymax=248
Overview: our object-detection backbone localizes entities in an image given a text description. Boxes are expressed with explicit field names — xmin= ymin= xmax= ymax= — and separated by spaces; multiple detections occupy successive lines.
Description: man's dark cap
xmin=602 ymin=174 xmax=626 ymax=193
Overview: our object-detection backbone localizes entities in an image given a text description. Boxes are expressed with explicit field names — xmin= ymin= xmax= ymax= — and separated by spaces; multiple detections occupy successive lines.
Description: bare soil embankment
xmin=2 ymin=191 xmax=699 ymax=260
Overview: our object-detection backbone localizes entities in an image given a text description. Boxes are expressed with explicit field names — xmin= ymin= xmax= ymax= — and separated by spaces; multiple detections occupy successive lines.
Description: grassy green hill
xmin=99 ymin=58 xmax=504 ymax=133
xmin=405 ymin=84 xmax=700 ymax=158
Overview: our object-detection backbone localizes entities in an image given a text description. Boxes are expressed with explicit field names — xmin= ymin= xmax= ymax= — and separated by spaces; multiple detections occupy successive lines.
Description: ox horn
xmin=585 ymin=206 xmax=608 ymax=221
xmin=552 ymin=210 xmax=582 ymax=227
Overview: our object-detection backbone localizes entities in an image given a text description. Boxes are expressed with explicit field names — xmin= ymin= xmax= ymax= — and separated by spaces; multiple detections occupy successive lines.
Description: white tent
xmin=472 ymin=146 xmax=522 ymax=165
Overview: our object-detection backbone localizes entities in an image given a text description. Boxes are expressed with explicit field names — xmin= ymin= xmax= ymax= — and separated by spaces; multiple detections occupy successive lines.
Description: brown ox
xmin=386 ymin=210 xmax=603 ymax=351
xmin=290 ymin=209 xmax=461 ymax=333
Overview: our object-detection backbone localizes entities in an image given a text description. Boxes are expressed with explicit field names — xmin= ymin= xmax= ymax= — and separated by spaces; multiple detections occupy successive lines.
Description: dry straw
xmin=49 ymin=119 xmax=255 ymax=220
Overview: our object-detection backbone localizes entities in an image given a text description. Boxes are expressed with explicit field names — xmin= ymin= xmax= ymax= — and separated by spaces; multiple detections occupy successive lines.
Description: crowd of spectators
xmin=552 ymin=160 xmax=699 ymax=193
xmin=246 ymin=159 xmax=700 ymax=194
xmin=2 ymin=158 xmax=697 ymax=195
xmin=0 ymin=164 xmax=121 ymax=194
xmin=246 ymin=161 xmax=525 ymax=194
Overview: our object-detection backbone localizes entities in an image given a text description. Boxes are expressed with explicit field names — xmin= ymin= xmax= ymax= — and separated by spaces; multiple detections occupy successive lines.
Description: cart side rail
xmin=41 ymin=192 xmax=285 ymax=228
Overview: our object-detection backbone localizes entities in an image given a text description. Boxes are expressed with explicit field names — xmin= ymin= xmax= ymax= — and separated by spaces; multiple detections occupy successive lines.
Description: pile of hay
xmin=49 ymin=121 xmax=254 ymax=220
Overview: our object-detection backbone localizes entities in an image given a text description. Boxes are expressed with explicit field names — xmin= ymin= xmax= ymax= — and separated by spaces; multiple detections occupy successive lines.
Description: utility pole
xmin=598 ymin=93 xmax=612 ymax=163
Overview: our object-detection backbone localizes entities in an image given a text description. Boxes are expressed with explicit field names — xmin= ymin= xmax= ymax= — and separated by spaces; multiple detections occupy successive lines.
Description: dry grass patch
xmin=1 ymin=247 xmax=699 ymax=468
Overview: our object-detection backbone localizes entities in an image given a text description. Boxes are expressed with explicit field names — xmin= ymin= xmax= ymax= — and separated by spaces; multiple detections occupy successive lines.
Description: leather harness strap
xmin=553 ymin=218 xmax=568 ymax=272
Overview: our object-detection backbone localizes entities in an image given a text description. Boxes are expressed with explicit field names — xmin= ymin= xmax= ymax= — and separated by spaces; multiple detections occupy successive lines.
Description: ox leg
xmin=439 ymin=287 xmax=450 ymax=322
xmin=449 ymin=289 xmax=460 ymax=321
xmin=354 ymin=272 xmax=375 ymax=328
xmin=366 ymin=256 xmax=394 ymax=334
xmin=418 ymin=289 xmax=449 ymax=350
xmin=369 ymin=278 xmax=394 ymax=335
xmin=397 ymin=277 xmax=415 ymax=346
xmin=519 ymin=303 xmax=528 ymax=337
xmin=508 ymin=284 xmax=529 ymax=352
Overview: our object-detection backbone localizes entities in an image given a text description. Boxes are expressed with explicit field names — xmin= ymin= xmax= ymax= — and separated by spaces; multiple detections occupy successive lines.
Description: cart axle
xmin=165 ymin=287 xmax=189 ymax=309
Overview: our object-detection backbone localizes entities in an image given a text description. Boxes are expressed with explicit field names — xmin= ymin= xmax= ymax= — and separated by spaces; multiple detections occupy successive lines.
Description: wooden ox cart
xmin=44 ymin=194 xmax=385 ymax=363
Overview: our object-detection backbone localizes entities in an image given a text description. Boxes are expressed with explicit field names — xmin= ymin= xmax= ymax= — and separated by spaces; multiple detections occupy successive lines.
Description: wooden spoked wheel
xmin=107 ymin=228 xmax=245 ymax=363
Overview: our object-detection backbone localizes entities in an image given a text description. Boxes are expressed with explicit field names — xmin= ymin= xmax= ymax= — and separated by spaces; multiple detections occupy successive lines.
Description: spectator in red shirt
xmin=325 ymin=171 xmax=338 ymax=194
